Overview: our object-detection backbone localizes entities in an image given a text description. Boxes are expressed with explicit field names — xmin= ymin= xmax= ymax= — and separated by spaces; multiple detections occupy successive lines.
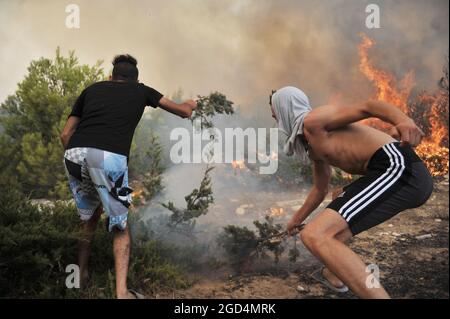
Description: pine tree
xmin=0 ymin=48 xmax=104 ymax=198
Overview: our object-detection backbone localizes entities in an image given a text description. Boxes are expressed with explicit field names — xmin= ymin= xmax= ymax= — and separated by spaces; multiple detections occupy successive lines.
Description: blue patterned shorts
xmin=63 ymin=147 xmax=132 ymax=232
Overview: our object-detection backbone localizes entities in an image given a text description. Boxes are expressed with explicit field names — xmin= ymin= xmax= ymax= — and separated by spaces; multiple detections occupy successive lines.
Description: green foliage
xmin=217 ymin=225 xmax=258 ymax=268
xmin=141 ymin=150 xmax=164 ymax=201
xmin=128 ymin=239 xmax=191 ymax=293
xmin=0 ymin=187 xmax=190 ymax=298
xmin=162 ymin=166 xmax=215 ymax=229
xmin=0 ymin=134 xmax=21 ymax=191
xmin=218 ymin=216 xmax=304 ymax=269
xmin=288 ymin=243 xmax=300 ymax=263
xmin=254 ymin=216 xmax=285 ymax=263
xmin=129 ymin=129 xmax=165 ymax=201
xmin=0 ymin=188 xmax=80 ymax=298
xmin=0 ymin=48 xmax=104 ymax=198
xmin=191 ymin=92 xmax=234 ymax=129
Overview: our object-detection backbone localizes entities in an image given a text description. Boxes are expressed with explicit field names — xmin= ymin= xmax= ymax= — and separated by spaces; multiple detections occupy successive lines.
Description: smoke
xmin=139 ymin=108 xmax=314 ymax=261
xmin=0 ymin=0 xmax=448 ymax=111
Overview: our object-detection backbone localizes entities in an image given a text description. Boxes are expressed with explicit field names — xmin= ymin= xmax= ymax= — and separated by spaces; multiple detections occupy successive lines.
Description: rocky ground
xmin=155 ymin=178 xmax=449 ymax=299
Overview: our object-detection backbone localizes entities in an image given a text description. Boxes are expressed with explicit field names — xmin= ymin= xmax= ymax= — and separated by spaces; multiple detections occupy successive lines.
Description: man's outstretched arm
xmin=304 ymin=100 xmax=424 ymax=146
xmin=158 ymin=97 xmax=197 ymax=118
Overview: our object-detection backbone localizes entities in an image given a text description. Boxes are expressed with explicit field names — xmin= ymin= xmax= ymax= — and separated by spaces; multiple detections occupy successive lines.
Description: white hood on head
xmin=272 ymin=86 xmax=312 ymax=162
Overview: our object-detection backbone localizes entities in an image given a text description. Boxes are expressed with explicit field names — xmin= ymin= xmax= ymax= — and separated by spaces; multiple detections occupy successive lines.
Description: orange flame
xmin=358 ymin=34 xmax=449 ymax=176
xmin=231 ymin=160 xmax=246 ymax=170
xmin=131 ymin=188 xmax=144 ymax=199
xmin=414 ymin=92 xmax=449 ymax=176
xmin=358 ymin=33 xmax=415 ymax=131
xmin=269 ymin=207 xmax=285 ymax=218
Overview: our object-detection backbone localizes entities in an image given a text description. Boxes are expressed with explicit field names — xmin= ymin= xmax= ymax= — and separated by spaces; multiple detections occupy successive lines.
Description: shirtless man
xmin=269 ymin=86 xmax=433 ymax=298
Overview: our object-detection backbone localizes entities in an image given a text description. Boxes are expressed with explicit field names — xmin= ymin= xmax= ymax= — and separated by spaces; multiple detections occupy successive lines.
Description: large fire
xmin=358 ymin=33 xmax=449 ymax=176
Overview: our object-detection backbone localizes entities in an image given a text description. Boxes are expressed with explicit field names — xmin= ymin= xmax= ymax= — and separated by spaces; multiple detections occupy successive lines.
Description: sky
xmin=0 ymin=0 xmax=448 ymax=117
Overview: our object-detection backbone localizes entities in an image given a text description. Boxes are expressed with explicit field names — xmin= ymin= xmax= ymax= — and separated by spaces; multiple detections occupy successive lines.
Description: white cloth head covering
xmin=272 ymin=86 xmax=312 ymax=163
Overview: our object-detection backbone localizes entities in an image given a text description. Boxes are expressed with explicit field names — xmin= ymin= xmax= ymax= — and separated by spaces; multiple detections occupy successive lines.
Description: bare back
xmin=305 ymin=123 xmax=396 ymax=175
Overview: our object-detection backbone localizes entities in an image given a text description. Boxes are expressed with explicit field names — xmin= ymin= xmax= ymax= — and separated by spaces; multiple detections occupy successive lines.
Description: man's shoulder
xmin=83 ymin=81 xmax=110 ymax=91
xmin=84 ymin=81 xmax=143 ymax=95
xmin=137 ymin=83 xmax=163 ymax=99
xmin=137 ymin=82 xmax=157 ymax=91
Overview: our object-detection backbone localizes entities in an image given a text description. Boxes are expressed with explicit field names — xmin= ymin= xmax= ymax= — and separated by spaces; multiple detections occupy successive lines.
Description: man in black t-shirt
xmin=60 ymin=54 xmax=197 ymax=299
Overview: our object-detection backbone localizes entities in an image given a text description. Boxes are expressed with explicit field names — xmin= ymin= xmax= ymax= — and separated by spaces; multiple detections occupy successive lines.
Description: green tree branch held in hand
xmin=191 ymin=92 xmax=234 ymax=129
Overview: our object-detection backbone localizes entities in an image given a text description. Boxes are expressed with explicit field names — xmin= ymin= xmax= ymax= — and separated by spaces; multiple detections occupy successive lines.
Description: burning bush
xmin=358 ymin=34 xmax=449 ymax=177
xmin=414 ymin=62 xmax=449 ymax=176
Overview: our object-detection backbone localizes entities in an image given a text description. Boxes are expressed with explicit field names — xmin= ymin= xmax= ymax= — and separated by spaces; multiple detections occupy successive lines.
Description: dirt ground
xmin=156 ymin=180 xmax=449 ymax=299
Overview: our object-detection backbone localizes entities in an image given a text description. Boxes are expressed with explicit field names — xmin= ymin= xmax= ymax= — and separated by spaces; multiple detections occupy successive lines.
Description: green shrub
xmin=0 ymin=188 xmax=80 ymax=298
xmin=0 ymin=188 xmax=190 ymax=298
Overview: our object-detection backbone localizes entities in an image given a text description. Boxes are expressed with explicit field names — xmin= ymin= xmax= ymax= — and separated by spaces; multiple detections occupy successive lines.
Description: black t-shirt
xmin=67 ymin=81 xmax=163 ymax=158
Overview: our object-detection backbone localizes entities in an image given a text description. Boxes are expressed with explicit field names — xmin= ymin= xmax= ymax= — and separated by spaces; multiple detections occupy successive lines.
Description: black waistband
xmin=367 ymin=142 xmax=423 ymax=170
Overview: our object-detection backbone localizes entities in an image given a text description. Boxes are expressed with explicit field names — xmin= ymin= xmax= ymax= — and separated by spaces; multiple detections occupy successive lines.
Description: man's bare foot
xmin=117 ymin=290 xmax=137 ymax=299
xmin=323 ymin=267 xmax=346 ymax=289
xmin=117 ymin=289 xmax=145 ymax=299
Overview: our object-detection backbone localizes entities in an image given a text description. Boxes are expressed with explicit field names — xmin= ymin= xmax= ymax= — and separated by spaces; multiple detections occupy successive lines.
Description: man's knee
xmin=300 ymin=223 xmax=336 ymax=250
xmin=300 ymin=224 xmax=331 ymax=251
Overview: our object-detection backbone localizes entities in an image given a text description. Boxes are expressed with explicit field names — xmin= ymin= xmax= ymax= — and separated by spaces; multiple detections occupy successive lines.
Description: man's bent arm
xmin=364 ymin=100 xmax=412 ymax=126
xmin=304 ymin=100 xmax=424 ymax=146
xmin=287 ymin=160 xmax=331 ymax=233
xmin=60 ymin=116 xmax=80 ymax=150
xmin=305 ymin=101 xmax=412 ymax=131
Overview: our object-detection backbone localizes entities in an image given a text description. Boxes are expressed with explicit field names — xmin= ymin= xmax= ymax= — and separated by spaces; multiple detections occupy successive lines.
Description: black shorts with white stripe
xmin=327 ymin=142 xmax=433 ymax=236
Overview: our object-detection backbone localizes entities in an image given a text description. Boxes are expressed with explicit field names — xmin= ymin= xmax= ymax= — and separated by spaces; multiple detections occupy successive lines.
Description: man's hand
xmin=287 ymin=217 xmax=301 ymax=236
xmin=186 ymin=99 xmax=198 ymax=111
xmin=159 ymin=97 xmax=197 ymax=118
xmin=388 ymin=119 xmax=424 ymax=147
